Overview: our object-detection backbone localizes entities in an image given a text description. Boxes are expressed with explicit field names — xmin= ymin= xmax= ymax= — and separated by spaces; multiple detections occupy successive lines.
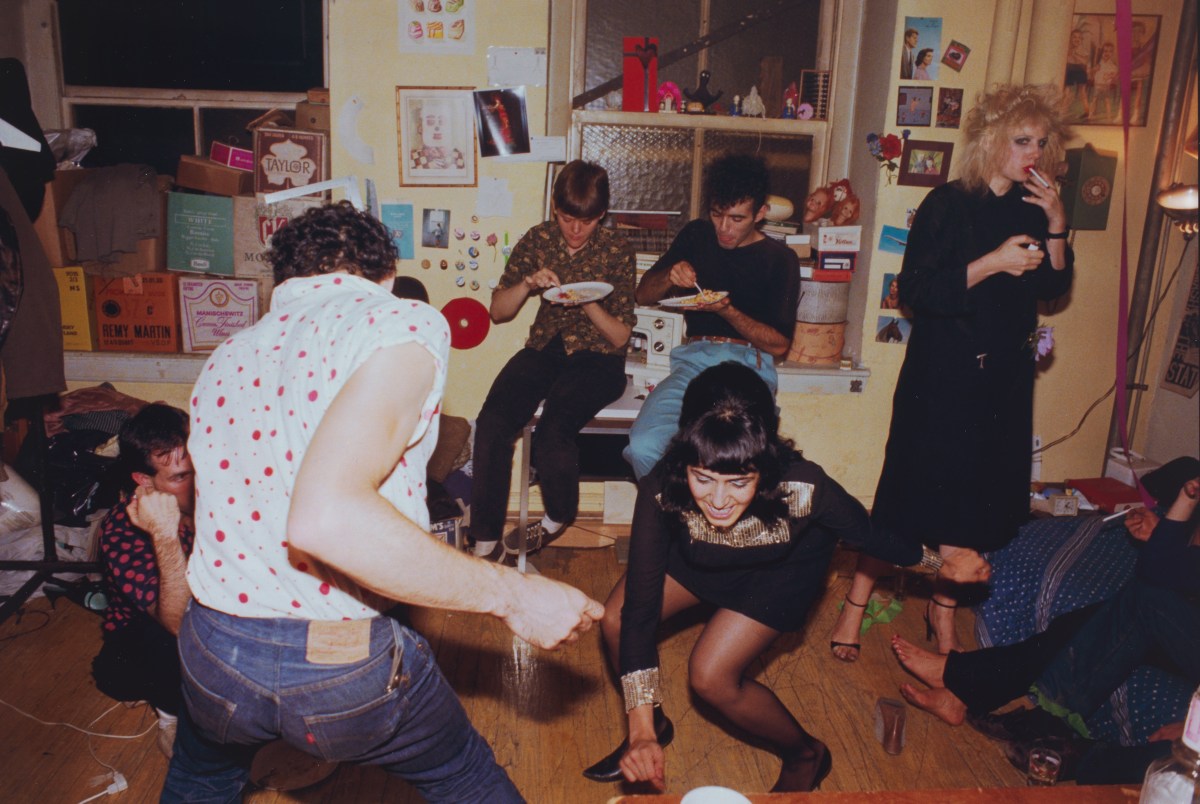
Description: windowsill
xmin=65 ymin=351 xmax=870 ymax=395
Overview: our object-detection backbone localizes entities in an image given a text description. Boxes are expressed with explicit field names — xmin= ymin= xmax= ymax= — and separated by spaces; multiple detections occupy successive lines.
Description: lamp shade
xmin=1157 ymin=184 xmax=1198 ymax=212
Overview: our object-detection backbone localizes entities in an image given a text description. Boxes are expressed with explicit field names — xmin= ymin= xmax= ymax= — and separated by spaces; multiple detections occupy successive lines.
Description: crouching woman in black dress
xmin=583 ymin=362 xmax=989 ymax=792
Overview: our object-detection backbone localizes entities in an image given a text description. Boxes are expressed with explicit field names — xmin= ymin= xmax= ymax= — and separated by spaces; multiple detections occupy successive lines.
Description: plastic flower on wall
xmin=867 ymin=130 xmax=909 ymax=185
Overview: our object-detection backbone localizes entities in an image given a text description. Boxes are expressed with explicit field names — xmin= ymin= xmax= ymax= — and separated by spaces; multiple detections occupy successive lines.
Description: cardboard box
xmin=209 ymin=141 xmax=254 ymax=172
xmin=34 ymin=170 xmax=168 ymax=272
xmin=179 ymin=277 xmax=259 ymax=352
xmin=804 ymin=223 xmax=863 ymax=252
xmin=167 ymin=192 xmax=235 ymax=275
xmin=294 ymin=101 xmax=330 ymax=132
xmin=232 ymin=194 xmax=322 ymax=311
xmin=253 ymin=127 xmax=328 ymax=196
xmin=93 ymin=272 xmax=180 ymax=353
xmin=785 ymin=234 xmax=812 ymax=260
xmin=175 ymin=155 xmax=254 ymax=197
xmin=53 ymin=266 xmax=95 ymax=351
xmin=306 ymin=87 xmax=330 ymax=104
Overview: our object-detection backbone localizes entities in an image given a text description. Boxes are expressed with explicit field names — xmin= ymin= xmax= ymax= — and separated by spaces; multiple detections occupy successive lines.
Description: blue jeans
xmin=1034 ymin=580 xmax=1200 ymax=726
xmin=626 ymin=341 xmax=777 ymax=479
xmin=161 ymin=603 xmax=522 ymax=803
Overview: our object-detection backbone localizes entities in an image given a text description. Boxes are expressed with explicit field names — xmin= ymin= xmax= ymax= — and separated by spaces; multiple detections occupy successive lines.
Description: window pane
xmin=58 ymin=0 xmax=323 ymax=92
xmin=708 ymin=0 xmax=820 ymax=113
xmin=72 ymin=106 xmax=195 ymax=176
xmin=580 ymin=124 xmax=695 ymax=225
xmin=583 ymin=1 xmax=700 ymax=110
xmin=701 ymin=129 xmax=812 ymax=216
xmin=199 ymin=108 xmax=273 ymax=157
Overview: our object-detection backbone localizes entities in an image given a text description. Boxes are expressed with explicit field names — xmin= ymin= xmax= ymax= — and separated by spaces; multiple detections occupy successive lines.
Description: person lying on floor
xmin=891 ymin=470 xmax=1199 ymax=784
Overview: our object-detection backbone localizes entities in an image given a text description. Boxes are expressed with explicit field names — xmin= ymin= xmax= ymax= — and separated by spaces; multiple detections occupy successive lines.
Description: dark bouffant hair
xmin=118 ymin=403 xmax=188 ymax=480
xmin=552 ymin=159 xmax=610 ymax=219
xmin=267 ymin=200 xmax=398 ymax=285
xmin=705 ymin=154 xmax=770 ymax=213
xmin=659 ymin=362 xmax=794 ymax=524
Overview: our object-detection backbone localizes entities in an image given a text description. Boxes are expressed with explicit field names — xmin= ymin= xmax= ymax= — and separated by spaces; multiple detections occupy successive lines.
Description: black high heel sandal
xmin=924 ymin=598 xmax=957 ymax=654
xmin=582 ymin=706 xmax=674 ymax=782
xmin=829 ymin=596 xmax=868 ymax=662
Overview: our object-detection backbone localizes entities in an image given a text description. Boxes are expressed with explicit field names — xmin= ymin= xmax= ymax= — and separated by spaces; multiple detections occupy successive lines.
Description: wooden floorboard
xmin=0 ymin=529 xmax=1038 ymax=802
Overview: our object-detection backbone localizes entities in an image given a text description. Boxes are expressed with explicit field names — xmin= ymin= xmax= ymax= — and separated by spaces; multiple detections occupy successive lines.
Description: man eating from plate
xmin=626 ymin=153 xmax=800 ymax=479
xmin=471 ymin=160 xmax=636 ymax=561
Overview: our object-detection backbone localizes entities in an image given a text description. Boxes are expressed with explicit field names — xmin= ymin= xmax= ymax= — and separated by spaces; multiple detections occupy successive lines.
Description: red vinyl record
xmin=440 ymin=297 xmax=490 ymax=350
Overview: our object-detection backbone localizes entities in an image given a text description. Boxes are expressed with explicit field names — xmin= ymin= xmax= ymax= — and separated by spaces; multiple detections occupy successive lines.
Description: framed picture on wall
xmin=898 ymin=139 xmax=953 ymax=187
xmin=1064 ymin=14 xmax=1161 ymax=126
xmin=396 ymin=87 xmax=477 ymax=187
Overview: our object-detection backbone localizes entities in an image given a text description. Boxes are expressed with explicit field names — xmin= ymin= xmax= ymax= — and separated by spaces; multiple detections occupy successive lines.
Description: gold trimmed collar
xmin=673 ymin=481 xmax=814 ymax=548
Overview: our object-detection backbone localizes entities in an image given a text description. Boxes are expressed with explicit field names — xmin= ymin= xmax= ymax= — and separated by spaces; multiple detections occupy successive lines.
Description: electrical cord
xmin=77 ymin=772 xmax=127 ymax=804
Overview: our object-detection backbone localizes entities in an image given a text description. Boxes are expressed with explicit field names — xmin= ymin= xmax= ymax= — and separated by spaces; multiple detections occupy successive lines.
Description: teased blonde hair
xmin=959 ymin=84 xmax=1071 ymax=193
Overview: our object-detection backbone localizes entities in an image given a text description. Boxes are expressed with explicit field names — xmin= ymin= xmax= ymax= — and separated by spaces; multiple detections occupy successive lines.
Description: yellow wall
xmin=326 ymin=0 xmax=1190 ymax=504
xmin=62 ymin=1 xmax=1189 ymax=511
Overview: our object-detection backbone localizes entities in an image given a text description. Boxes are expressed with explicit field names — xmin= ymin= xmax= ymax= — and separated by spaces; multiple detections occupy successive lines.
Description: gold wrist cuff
xmin=918 ymin=545 xmax=944 ymax=572
xmin=621 ymin=667 xmax=663 ymax=712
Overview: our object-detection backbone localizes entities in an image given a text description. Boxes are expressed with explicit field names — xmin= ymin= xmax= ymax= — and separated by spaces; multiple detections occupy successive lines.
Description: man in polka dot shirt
xmin=92 ymin=403 xmax=195 ymax=758
xmin=158 ymin=202 xmax=604 ymax=803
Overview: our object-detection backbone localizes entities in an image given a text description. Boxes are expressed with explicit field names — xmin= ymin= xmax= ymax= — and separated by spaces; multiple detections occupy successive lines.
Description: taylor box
xmin=179 ymin=277 xmax=259 ymax=352
xmin=253 ymin=127 xmax=328 ymax=196
xmin=93 ymin=272 xmax=180 ymax=353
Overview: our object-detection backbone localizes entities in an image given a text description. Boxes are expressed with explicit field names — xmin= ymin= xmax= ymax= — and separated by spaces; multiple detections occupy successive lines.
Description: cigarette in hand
xmin=1025 ymin=167 xmax=1052 ymax=189
xmin=1101 ymin=509 xmax=1129 ymax=523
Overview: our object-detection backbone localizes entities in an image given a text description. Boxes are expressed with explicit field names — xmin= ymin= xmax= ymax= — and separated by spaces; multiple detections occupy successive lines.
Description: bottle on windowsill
xmin=1139 ymin=686 xmax=1200 ymax=803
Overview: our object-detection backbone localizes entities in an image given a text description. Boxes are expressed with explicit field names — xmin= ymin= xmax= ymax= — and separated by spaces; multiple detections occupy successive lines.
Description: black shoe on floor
xmin=582 ymin=707 xmax=674 ymax=782
xmin=502 ymin=521 xmax=564 ymax=556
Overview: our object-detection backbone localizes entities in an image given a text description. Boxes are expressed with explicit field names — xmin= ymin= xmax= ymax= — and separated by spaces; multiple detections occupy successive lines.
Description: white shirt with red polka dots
xmin=186 ymin=273 xmax=450 ymax=620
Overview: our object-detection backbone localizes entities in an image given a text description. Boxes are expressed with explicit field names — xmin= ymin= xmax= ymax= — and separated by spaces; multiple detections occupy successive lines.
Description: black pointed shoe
xmin=582 ymin=707 xmax=674 ymax=782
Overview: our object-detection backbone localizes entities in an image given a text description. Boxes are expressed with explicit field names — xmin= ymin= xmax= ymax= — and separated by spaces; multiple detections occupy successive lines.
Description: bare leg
xmin=828 ymin=553 xmax=890 ymax=662
xmin=899 ymin=683 xmax=967 ymax=726
xmin=891 ymin=635 xmax=947 ymax=688
xmin=690 ymin=609 xmax=830 ymax=792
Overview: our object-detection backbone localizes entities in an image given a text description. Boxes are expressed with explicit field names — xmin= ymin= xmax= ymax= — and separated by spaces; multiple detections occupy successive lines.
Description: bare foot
xmin=899 ymin=682 xmax=967 ymax=726
xmin=891 ymin=635 xmax=948 ymax=688
xmin=828 ymin=599 xmax=866 ymax=662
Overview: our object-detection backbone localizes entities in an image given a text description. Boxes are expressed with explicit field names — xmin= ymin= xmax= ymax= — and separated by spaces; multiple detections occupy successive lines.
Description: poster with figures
xmin=399 ymin=0 xmax=475 ymax=55
xmin=1161 ymin=268 xmax=1199 ymax=398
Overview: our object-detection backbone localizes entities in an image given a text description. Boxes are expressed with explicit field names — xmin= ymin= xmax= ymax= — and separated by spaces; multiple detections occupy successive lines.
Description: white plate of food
xmin=543 ymin=281 xmax=613 ymax=305
xmin=659 ymin=289 xmax=729 ymax=308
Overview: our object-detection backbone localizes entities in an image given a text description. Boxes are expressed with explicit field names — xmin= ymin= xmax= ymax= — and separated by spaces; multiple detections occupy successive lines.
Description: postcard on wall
xmin=941 ymin=40 xmax=971 ymax=72
xmin=381 ymin=202 xmax=415 ymax=260
xmin=1064 ymin=14 xmax=1160 ymax=126
xmin=878 ymin=226 xmax=908 ymax=255
xmin=897 ymin=86 xmax=933 ymax=126
xmin=399 ymin=0 xmax=475 ymax=55
xmin=880 ymin=273 xmax=904 ymax=311
xmin=422 ymin=208 xmax=451 ymax=249
xmin=876 ymin=316 xmax=911 ymax=344
xmin=474 ymin=87 xmax=531 ymax=157
xmin=936 ymin=88 xmax=964 ymax=128
xmin=900 ymin=17 xmax=942 ymax=81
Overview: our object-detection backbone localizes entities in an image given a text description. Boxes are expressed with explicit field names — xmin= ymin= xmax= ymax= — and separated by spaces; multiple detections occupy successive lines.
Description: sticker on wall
xmin=399 ymin=0 xmax=475 ymax=56
xmin=941 ymin=40 xmax=971 ymax=73
xmin=381 ymin=202 xmax=415 ymax=259
xmin=441 ymin=296 xmax=490 ymax=349
xmin=337 ymin=95 xmax=375 ymax=165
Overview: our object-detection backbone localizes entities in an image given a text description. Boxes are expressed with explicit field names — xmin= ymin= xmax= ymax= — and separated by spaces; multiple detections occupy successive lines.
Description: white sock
xmin=155 ymin=709 xmax=178 ymax=727
xmin=473 ymin=539 xmax=498 ymax=557
xmin=540 ymin=516 xmax=563 ymax=534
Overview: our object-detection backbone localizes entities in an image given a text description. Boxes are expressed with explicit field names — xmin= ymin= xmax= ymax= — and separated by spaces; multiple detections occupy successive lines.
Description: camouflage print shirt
xmin=498 ymin=220 xmax=637 ymax=356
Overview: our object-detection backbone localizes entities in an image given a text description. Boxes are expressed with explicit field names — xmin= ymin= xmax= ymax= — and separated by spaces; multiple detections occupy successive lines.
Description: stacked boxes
xmin=788 ymin=224 xmax=863 ymax=366
xmin=53 ymin=267 xmax=95 ymax=351
xmin=93 ymin=273 xmax=180 ymax=353
xmin=179 ymin=278 xmax=260 ymax=352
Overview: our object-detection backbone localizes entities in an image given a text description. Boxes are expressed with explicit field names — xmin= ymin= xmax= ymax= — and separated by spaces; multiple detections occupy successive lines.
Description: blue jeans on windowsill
xmin=160 ymin=602 xmax=522 ymax=803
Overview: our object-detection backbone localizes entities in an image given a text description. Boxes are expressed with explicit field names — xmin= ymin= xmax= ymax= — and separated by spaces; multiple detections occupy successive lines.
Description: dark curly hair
xmin=705 ymin=154 xmax=770 ymax=213
xmin=118 ymin=403 xmax=189 ymax=481
xmin=659 ymin=362 xmax=794 ymax=524
xmin=267 ymin=200 xmax=398 ymax=285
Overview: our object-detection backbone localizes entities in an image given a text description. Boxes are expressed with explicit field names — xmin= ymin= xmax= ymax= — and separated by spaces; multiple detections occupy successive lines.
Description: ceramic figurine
xmin=741 ymin=86 xmax=765 ymax=118
xmin=684 ymin=70 xmax=723 ymax=112
xmin=782 ymin=81 xmax=799 ymax=119
xmin=730 ymin=94 xmax=742 ymax=116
